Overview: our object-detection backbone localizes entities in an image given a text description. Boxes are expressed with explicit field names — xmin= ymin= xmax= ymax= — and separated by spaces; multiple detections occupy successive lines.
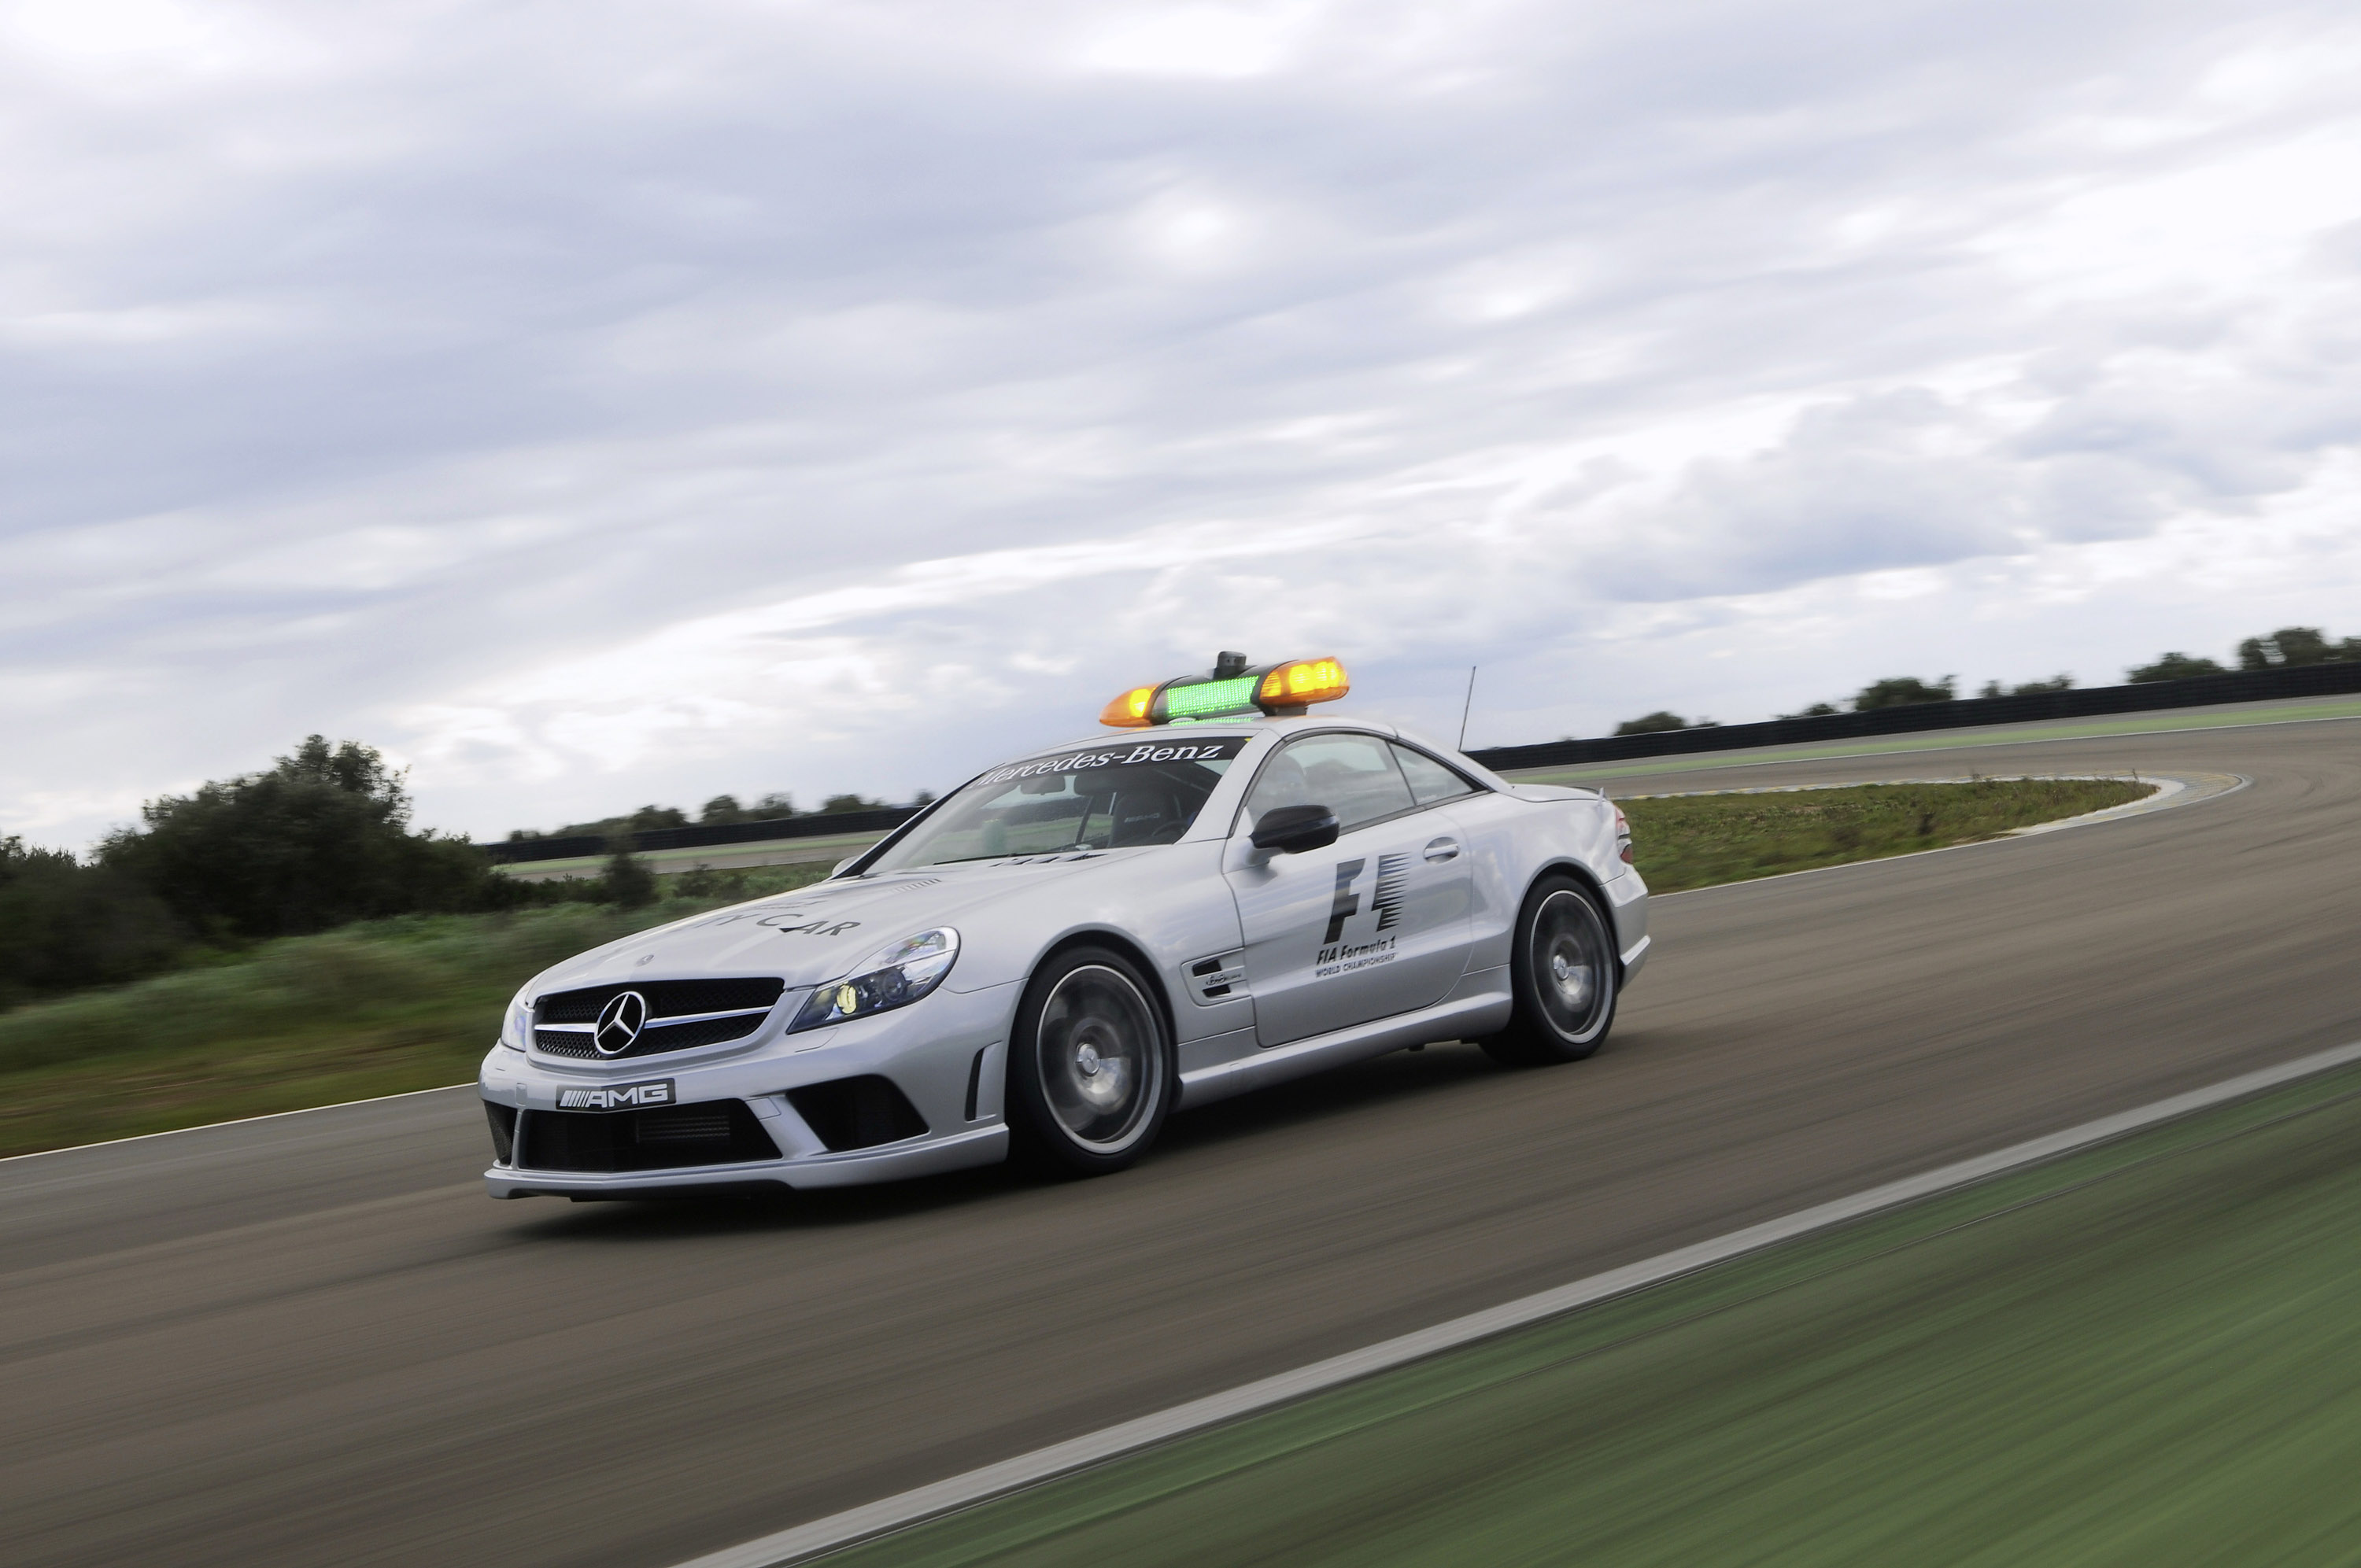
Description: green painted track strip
xmin=830 ymin=1056 xmax=2361 ymax=1566
xmin=672 ymin=1040 xmax=2361 ymax=1568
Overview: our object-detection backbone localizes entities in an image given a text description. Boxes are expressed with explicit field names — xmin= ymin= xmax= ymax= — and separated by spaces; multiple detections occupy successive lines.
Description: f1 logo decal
xmin=1324 ymin=859 xmax=1367 ymax=944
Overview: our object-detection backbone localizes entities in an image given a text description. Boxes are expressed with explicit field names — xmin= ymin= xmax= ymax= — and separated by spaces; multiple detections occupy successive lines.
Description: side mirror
xmin=1250 ymin=804 xmax=1340 ymax=854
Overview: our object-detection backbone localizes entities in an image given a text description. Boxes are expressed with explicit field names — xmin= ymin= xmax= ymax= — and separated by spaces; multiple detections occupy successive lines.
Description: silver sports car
xmin=478 ymin=655 xmax=1649 ymax=1196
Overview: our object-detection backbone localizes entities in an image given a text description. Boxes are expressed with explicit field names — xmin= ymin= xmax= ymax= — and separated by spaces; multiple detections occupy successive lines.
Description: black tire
xmin=1480 ymin=875 xmax=1620 ymax=1067
xmin=1004 ymin=946 xmax=1175 ymax=1176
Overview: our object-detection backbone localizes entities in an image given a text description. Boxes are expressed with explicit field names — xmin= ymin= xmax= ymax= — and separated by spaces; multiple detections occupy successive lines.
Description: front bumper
xmin=479 ymin=978 xmax=1018 ymax=1197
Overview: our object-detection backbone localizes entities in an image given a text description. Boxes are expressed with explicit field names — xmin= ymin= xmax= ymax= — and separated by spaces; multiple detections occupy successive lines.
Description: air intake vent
xmin=515 ymin=1100 xmax=780 ymax=1172
xmin=484 ymin=1102 xmax=517 ymax=1164
xmin=786 ymin=1076 xmax=929 ymax=1152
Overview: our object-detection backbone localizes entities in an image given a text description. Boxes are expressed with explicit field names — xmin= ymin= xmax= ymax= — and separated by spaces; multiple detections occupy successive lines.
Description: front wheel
xmin=1480 ymin=876 xmax=1620 ymax=1067
xmin=1005 ymin=946 xmax=1175 ymax=1176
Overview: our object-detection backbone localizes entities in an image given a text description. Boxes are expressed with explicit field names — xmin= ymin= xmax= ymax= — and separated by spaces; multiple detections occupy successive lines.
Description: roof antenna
xmin=1214 ymin=651 xmax=1247 ymax=679
xmin=1457 ymin=665 xmax=1478 ymax=750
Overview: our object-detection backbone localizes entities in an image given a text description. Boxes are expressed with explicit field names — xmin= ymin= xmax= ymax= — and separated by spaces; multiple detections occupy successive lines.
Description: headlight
xmin=790 ymin=928 xmax=959 ymax=1032
xmin=499 ymin=992 xmax=532 ymax=1051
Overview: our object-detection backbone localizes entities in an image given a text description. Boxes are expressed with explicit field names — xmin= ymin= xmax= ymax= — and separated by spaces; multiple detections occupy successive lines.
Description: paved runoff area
xmin=4 ymin=709 xmax=2360 ymax=1567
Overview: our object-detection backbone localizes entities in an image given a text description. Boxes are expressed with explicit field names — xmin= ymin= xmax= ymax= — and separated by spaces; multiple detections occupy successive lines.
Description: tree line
xmin=1616 ymin=624 xmax=2358 ymax=736
xmin=1 ymin=737 xmax=951 ymax=1011
xmin=504 ymin=788 xmax=932 ymax=842
xmin=2 ymin=737 xmax=555 ymax=1009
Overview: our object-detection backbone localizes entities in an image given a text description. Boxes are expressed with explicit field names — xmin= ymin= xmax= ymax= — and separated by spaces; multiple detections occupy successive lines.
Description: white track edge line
xmin=674 ymin=1034 xmax=2361 ymax=1568
xmin=0 ymin=1081 xmax=474 ymax=1165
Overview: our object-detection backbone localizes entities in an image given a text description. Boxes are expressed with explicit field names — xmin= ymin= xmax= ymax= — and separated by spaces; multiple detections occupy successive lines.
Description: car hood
xmin=520 ymin=850 xmax=1153 ymax=998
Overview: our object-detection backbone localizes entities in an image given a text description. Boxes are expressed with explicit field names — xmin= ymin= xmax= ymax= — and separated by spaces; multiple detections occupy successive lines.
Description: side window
xmin=1392 ymin=743 xmax=1478 ymax=806
xmin=1243 ymin=732 xmax=1415 ymax=832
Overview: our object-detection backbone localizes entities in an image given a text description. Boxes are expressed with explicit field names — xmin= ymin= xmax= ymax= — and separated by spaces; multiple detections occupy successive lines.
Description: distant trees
xmin=515 ymin=790 xmax=808 ymax=841
xmin=1852 ymin=677 xmax=1955 ymax=710
xmin=2235 ymin=626 xmax=2361 ymax=670
xmin=1613 ymin=711 xmax=1705 ymax=736
xmin=0 ymin=736 xmax=529 ymax=1007
xmin=2119 ymin=626 xmax=2359 ymax=682
xmin=1976 ymin=675 xmax=2074 ymax=697
xmin=2126 ymin=652 xmax=2226 ymax=682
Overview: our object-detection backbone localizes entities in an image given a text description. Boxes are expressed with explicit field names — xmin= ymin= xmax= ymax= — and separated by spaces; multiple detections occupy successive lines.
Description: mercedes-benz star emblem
xmin=593 ymin=991 xmax=648 ymax=1057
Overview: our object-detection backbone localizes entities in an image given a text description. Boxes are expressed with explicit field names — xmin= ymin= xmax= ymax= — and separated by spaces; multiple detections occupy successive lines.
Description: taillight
xmin=1613 ymin=806 xmax=1633 ymax=864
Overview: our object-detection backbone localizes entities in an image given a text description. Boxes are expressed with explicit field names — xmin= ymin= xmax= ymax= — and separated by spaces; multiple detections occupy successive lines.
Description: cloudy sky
xmin=8 ymin=0 xmax=2360 ymax=847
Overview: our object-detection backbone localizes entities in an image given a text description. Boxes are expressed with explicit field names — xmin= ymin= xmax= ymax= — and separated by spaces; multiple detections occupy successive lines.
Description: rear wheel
xmin=1005 ymin=946 xmax=1174 ymax=1176
xmin=1480 ymin=876 xmax=1620 ymax=1066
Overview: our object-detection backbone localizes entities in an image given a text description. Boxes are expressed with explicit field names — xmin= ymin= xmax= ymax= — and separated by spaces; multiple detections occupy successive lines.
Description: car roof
xmin=1026 ymin=714 xmax=1402 ymax=758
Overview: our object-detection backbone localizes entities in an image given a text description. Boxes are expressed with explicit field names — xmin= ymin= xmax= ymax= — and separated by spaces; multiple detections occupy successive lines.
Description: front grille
xmin=538 ymin=979 xmax=786 ymax=1024
xmin=516 ymin=1100 xmax=781 ymax=1172
xmin=531 ymin=977 xmax=787 ymax=1060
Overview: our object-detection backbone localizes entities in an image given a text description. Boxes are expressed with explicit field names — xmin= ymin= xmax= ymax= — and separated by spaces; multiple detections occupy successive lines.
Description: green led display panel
xmin=1161 ymin=674 xmax=1260 ymax=718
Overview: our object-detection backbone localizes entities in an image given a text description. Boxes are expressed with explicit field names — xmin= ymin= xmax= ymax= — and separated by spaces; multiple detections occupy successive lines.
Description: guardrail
xmin=475 ymin=662 xmax=2361 ymax=862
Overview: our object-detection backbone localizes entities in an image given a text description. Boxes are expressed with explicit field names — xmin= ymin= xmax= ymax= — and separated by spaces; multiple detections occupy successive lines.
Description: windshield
xmin=865 ymin=736 xmax=1247 ymax=872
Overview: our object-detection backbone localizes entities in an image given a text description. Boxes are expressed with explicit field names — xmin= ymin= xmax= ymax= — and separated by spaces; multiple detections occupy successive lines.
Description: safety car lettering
xmin=1314 ymin=851 xmax=1411 ymax=975
xmin=1321 ymin=859 xmax=1365 ymax=944
xmin=758 ymin=913 xmax=862 ymax=936
xmin=1315 ymin=938 xmax=1397 ymax=978
xmin=1371 ymin=853 xmax=1410 ymax=932
xmin=977 ymin=736 xmax=1246 ymax=788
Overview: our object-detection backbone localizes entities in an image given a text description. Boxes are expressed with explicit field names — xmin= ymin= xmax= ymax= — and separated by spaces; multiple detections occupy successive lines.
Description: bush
xmin=0 ymin=839 xmax=183 ymax=1007
xmin=595 ymin=848 xmax=657 ymax=909
xmin=97 ymin=735 xmax=523 ymax=942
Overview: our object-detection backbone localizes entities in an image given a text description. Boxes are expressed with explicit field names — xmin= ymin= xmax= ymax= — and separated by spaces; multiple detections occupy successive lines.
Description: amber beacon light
xmin=1099 ymin=652 xmax=1350 ymax=728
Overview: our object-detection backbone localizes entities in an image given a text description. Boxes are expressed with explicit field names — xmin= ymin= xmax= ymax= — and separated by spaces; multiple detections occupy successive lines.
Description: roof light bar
xmin=1097 ymin=653 xmax=1350 ymax=728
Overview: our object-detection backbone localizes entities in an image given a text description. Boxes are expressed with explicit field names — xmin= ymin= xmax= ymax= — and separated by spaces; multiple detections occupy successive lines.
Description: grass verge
xmin=0 ymin=861 xmax=828 ymax=1157
xmin=829 ymin=1058 xmax=2361 ymax=1567
xmin=0 ymin=778 xmax=2149 ymax=1156
xmin=1622 ymin=776 xmax=2149 ymax=893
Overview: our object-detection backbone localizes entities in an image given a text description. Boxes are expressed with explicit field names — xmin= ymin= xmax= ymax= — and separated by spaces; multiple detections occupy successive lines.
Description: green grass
xmin=0 ymin=861 xmax=829 ymax=1157
xmin=1622 ymin=777 xmax=2150 ymax=894
xmin=831 ymin=1061 xmax=2361 ymax=1567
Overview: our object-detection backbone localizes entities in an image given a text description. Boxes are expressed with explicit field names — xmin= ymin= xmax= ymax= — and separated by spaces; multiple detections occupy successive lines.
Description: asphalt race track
xmin=6 ymin=717 xmax=2357 ymax=1568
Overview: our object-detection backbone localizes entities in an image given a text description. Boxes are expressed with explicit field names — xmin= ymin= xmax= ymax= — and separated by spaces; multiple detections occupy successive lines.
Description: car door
xmin=1221 ymin=731 xmax=1475 ymax=1048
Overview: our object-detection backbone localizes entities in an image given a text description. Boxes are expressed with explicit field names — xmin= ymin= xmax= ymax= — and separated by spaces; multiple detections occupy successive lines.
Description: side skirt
xmin=1176 ymin=983 xmax=1513 ymax=1110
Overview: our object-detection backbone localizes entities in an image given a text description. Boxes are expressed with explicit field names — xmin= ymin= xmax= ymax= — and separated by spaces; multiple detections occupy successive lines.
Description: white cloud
xmin=3 ymin=0 xmax=2359 ymax=846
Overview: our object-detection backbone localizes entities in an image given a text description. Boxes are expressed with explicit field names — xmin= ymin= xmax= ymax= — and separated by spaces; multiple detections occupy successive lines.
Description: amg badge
xmin=556 ymin=1079 xmax=675 ymax=1112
